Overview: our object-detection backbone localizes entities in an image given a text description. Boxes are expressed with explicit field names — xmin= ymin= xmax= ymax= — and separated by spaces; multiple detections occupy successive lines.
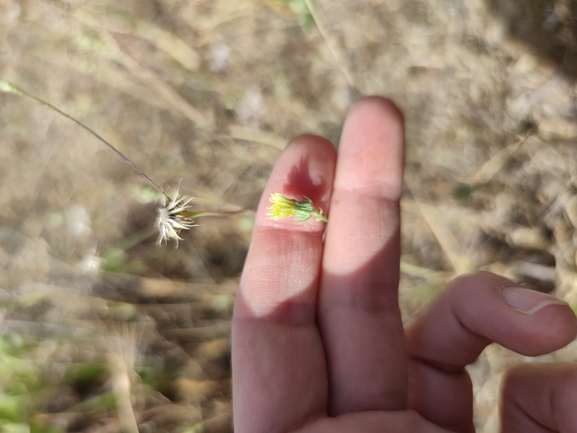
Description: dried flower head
xmin=0 ymin=80 xmax=243 ymax=248
xmin=266 ymin=192 xmax=327 ymax=223
xmin=156 ymin=192 xmax=198 ymax=247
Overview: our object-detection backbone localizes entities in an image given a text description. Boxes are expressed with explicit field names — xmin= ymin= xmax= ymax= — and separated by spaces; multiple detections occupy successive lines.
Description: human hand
xmin=232 ymin=97 xmax=577 ymax=433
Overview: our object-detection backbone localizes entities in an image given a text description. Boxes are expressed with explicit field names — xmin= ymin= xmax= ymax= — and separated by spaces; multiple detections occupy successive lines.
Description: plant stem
xmin=182 ymin=209 xmax=244 ymax=219
xmin=313 ymin=210 xmax=328 ymax=223
xmin=0 ymin=79 xmax=169 ymax=200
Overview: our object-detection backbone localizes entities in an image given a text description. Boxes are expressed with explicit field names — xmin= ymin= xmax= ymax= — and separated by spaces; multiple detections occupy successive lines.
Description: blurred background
xmin=2 ymin=0 xmax=577 ymax=431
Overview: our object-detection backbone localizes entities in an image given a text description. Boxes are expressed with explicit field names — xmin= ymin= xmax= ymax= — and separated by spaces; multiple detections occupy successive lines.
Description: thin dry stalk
xmin=74 ymin=10 xmax=213 ymax=130
xmin=402 ymin=196 xmax=467 ymax=274
xmin=106 ymin=323 xmax=143 ymax=433
xmin=0 ymin=80 xmax=168 ymax=199
xmin=96 ymin=10 xmax=201 ymax=71
xmin=304 ymin=0 xmax=360 ymax=90
xmin=466 ymin=132 xmax=532 ymax=185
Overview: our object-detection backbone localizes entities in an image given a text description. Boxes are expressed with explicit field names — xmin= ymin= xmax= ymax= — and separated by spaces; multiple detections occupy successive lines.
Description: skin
xmin=232 ymin=96 xmax=577 ymax=433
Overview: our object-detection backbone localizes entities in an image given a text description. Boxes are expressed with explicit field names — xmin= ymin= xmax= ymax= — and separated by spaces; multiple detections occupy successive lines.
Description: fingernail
xmin=500 ymin=284 xmax=569 ymax=315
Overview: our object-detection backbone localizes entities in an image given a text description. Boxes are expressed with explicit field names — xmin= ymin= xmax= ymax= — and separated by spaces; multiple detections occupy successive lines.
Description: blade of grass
xmin=96 ymin=6 xmax=200 ymax=71
xmin=73 ymin=10 xmax=213 ymax=130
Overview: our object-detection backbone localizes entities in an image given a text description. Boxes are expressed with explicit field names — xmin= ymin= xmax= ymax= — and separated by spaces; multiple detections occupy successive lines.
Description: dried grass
xmin=2 ymin=0 xmax=577 ymax=431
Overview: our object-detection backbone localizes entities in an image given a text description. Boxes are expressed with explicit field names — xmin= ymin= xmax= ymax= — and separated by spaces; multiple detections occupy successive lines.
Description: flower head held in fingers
xmin=156 ymin=190 xmax=198 ymax=247
xmin=267 ymin=193 xmax=328 ymax=223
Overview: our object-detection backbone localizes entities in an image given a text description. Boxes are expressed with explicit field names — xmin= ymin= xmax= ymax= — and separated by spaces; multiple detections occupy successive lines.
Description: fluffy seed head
xmin=156 ymin=193 xmax=197 ymax=247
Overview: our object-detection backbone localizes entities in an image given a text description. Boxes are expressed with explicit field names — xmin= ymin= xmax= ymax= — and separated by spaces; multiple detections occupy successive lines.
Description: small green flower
xmin=266 ymin=193 xmax=328 ymax=223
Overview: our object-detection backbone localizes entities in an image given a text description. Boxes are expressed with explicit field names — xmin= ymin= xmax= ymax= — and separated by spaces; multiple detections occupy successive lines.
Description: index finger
xmin=232 ymin=135 xmax=336 ymax=433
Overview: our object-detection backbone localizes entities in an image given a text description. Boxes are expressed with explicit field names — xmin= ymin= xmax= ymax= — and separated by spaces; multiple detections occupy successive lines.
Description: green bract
xmin=266 ymin=193 xmax=328 ymax=223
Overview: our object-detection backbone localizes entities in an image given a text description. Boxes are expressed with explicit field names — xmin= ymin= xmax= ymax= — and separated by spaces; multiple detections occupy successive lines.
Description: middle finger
xmin=318 ymin=97 xmax=407 ymax=415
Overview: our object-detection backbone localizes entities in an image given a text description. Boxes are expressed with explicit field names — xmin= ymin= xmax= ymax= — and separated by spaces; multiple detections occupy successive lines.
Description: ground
xmin=1 ymin=0 xmax=577 ymax=432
